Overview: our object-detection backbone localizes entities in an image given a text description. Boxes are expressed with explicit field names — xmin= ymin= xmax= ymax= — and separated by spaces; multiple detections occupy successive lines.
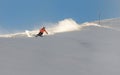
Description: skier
xmin=35 ymin=27 xmax=48 ymax=37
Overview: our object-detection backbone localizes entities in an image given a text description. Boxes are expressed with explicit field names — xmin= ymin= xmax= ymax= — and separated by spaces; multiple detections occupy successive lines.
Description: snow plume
xmin=0 ymin=18 xmax=118 ymax=38
xmin=47 ymin=18 xmax=81 ymax=35
xmin=45 ymin=19 xmax=110 ymax=35
xmin=47 ymin=18 xmax=120 ymax=35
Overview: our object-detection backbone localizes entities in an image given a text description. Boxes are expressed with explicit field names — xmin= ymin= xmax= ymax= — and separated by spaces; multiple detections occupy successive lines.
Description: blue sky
xmin=0 ymin=0 xmax=119 ymax=31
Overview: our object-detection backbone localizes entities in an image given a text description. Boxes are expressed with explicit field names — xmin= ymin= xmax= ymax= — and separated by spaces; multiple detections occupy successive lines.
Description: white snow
xmin=0 ymin=18 xmax=120 ymax=75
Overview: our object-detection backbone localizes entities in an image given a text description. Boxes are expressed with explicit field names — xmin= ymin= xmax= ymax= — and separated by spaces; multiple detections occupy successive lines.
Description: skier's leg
xmin=39 ymin=32 xmax=43 ymax=37
xmin=35 ymin=33 xmax=39 ymax=37
xmin=36 ymin=32 xmax=43 ymax=37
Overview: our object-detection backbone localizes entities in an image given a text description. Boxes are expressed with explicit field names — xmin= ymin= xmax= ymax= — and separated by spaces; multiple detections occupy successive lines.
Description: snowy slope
xmin=0 ymin=18 xmax=120 ymax=75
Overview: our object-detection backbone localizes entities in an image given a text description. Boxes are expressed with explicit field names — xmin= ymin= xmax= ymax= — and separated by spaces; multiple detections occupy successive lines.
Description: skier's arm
xmin=45 ymin=30 xmax=48 ymax=34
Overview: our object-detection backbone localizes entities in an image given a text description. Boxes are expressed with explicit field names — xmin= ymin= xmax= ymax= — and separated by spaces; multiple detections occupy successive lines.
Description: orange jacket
xmin=40 ymin=28 xmax=48 ymax=34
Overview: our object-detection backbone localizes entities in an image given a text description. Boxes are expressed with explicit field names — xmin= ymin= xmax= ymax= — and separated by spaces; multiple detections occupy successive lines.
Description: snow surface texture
xmin=0 ymin=18 xmax=120 ymax=75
